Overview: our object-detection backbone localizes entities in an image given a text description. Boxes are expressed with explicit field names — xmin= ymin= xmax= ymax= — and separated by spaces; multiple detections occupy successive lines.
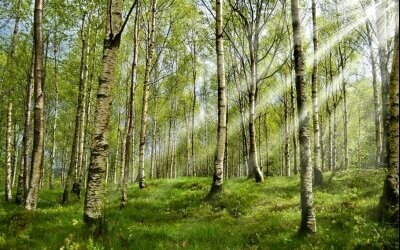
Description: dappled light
xmin=0 ymin=0 xmax=398 ymax=248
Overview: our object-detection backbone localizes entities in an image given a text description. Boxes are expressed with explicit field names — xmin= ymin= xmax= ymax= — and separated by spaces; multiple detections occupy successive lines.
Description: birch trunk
xmin=191 ymin=34 xmax=197 ymax=177
xmin=84 ymin=0 xmax=123 ymax=224
xmin=25 ymin=0 xmax=45 ymax=210
xmin=62 ymin=19 xmax=89 ymax=204
xmin=290 ymin=75 xmax=298 ymax=175
xmin=4 ymin=11 xmax=19 ymax=202
xmin=284 ymin=88 xmax=291 ymax=177
xmin=121 ymin=1 xmax=140 ymax=206
xmin=207 ymin=0 xmax=226 ymax=197
xmin=291 ymin=0 xmax=316 ymax=233
xmin=5 ymin=102 xmax=13 ymax=202
xmin=138 ymin=0 xmax=157 ymax=188
xmin=247 ymin=56 xmax=263 ymax=182
xmin=78 ymin=38 xmax=90 ymax=184
xmin=16 ymin=21 xmax=31 ymax=205
xmin=375 ymin=0 xmax=389 ymax=164
xmin=150 ymin=115 xmax=156 ymax=179
xmin=312 ymin=0 xmax=322 ymax=185
xmin=380 ymin=19 xmax=399 ymax=210
xmin=338 ymin=45 xmax=349 ymax=170
xmin=49 ymin=42 xmax=59 ymax=189
xmin=366 ymin=23 xmax=382 ymax=165
xmin=264 ymin=113 xmax=270 ymax=176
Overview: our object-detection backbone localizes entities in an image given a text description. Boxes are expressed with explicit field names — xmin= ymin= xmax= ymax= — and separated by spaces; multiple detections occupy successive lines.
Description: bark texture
xmin=207 ymin=0 xmax=226 ymax=198
xmin=25 ymin=0 xmax=45 ymax=211
xmin=311 ymin=0 xmax=322 ymax=186
xmin=380 ymin=20 xmax=399 ymax=211
xmin=290 ymin=0 xmax=316 ymax=234
xmin=16 ymin=53 xmax=35 ymax=204
xmin=138 ymin=0 xmax=157 ymax=189
xmin=49 ymin=44 xmax=59 ymax=189
xmin=284 ymin=82 xmax=291 ymax=177
xmin=5 ymin=102 xmax=13 ymax=202
xmin=84 ymin=0 xmax=123 ymax=224
xmin=375 ymin=0 xmax=389 ymax=164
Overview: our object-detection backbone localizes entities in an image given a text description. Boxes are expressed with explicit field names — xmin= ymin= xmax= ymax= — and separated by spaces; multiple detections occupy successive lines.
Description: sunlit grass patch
xmin=0 ymin=169 xmax=398 ymax=249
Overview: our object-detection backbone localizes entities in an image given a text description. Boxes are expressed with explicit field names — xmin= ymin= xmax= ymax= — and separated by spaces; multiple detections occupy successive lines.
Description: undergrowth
xmin=0 ymin=169 xmax=398 ymax=249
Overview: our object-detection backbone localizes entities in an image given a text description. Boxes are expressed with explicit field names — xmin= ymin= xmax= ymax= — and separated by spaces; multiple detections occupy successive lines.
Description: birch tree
xmin=380 ymin=14 xmax=398 ymax=214
xmin=207 ymin=0 xmax=226 ymax=197
xmin=25 ymin=0 xmax=45 ymax=211
xmin=138 ymin=0 xmax=158 ymax=189
xmin=84 ymin=0 xmax=135 ymax=224
xmin=312 ymin=0 xmax=323 ymax=186
xmin=121 ymin=0 xmax=140 ymax=206
xmin=290 ymin=0 xmax=316 ymax=234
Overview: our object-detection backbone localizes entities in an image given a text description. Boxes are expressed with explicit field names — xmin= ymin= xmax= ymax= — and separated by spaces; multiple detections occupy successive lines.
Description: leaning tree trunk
xmin=207 ymin=0 xmax=227 ymax=198
xmin=121 ymin=0 xmax=140 ymax=206
xmin=84 ymin=0 xmax=124 ymax=225
xmin=380 ymin=18 xmax=399 ymax=211
xmin=291 ymin=0 xmax=316 ymax=234
xmin=25 ymin=0 xmax=45 ymax=211
xmin=311 ymin=0 xmax=323 ymax=186
xmin=138 ymin=0 xmax=157 ymax=189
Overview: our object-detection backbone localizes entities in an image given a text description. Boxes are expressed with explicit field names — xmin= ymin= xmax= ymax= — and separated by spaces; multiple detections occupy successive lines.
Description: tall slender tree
xmin=4 ymin=5 xmax=20 ymax=202
xmin=121 ymin=0 xmax=140 ymax=206
xmin=312 ymin=0 xmax=323 ymax=186
xmin=138 ymin=0 xmax=157 ymax=189
xmin=207 ymin=0 xmax=227 ymax=197
xmin=365 ymin=22 xmax=382 ymax=166
xmin=290 ymin=0 xmax=316 ymax=234
xmin=375 ymin=0 xmax=389 ymax=164
xmin=191 ymin=31 xmax=197 ymax=177
xmin=16 ymin=52 xmax=34 ymax=204
xmin=49 ymin=36 xmax=59 ymax=189
xmin=84 ymin=0 xmax=135 ymax=224
xmin=380 ymin=13 xmax=398 ymax=213
xmin=25 ymin=0 xmax=45 ymax=211
xmin=62 ymin=14 xmax=90 ymax=204
xmin=5 ymin=102 xmax=13 ymax=202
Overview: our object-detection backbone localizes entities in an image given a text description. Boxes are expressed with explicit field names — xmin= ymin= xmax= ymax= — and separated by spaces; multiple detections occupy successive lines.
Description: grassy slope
xmin=0 ymin=169 xmax=398 ymax=249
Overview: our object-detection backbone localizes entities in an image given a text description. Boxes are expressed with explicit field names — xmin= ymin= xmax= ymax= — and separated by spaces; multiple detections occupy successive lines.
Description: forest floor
xmin=0 ymin=169 xmax=398 ymax=249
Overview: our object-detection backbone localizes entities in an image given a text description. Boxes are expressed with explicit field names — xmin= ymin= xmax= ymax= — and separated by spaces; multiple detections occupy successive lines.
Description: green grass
xmin=0 ymin=169 xmax=398 ymax=249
